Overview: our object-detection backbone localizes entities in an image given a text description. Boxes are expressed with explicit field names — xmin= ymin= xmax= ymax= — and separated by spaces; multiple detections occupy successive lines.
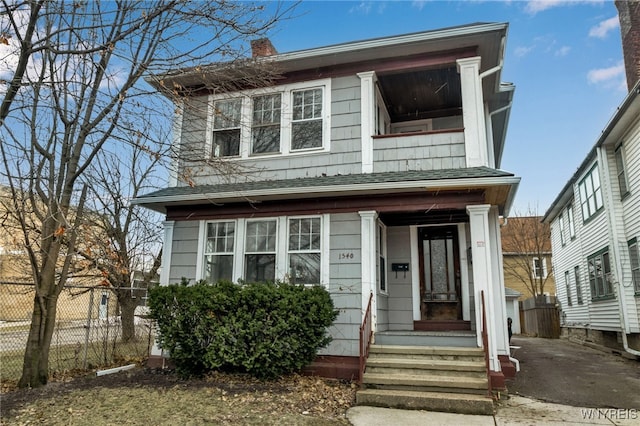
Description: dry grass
xmin=0 ymin=368 xmax=357 ymax=425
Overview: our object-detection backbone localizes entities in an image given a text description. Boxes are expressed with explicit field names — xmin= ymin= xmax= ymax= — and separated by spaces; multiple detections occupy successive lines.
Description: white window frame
xmin=211 ymin=98 xmax=242 ymax=158
xmin=202 ymin=220 xmax=236 ymax=283
xmin=578 ymin=164 xmax=603 ymax=221
xmin=205 ymin=79 xmax=332 ymax=160
xmin=532 ymin=257 xmax=548 ymax=279
xmin=558 ymin=213 xmax=565 ymax=246
xmin=286 ymin=216 xmax=322 ymax=285
xmin=615 ymin=143 xmax=629 ymax=199
xmin=244 ymin=218 xmax=279 ymax=283
xmin=628 ymin=239 xmax=640 ymax=294
xmin=567 ymin=204 xmax=575 ymax=239
xmin=196 ymin=215 xmax=330 ymax=288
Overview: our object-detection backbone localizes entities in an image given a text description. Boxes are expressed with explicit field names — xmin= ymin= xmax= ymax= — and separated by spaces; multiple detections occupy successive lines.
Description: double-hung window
xmin=533 ymin=257 xmax=547 ymax=279
xmin=204 ymin=221 xmax=235 ymax=282
xmin=292 ymin=88 xmax=323 ymax=150
xmin=565 ymin=270 xmax=572 ymax=306
xmin=287 ymin=217 xmax=321 ymax=284
xmin=587 ymin=248 xmax=613 ymax=300
xmin=574 ymin=265 xmax=583 ymax=304
xmin=212 ymin=99 xmax=242 ymax=157
xmin=578 ymin=165 xmax=603 ymax=221
xmin=615 ymin=144 xmax=629 ymax=198
xmin=252 ymin=94 xmax=282 ymax=154
xmin=245 ymin=220 xmax=277 ymax=282
xmin=629 ymin=239 xmax=640 ymax=294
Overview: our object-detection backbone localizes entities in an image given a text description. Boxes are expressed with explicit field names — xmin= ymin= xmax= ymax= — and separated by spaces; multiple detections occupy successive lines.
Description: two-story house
xmin=542 ymin=2 xmax=640 ymax=358
xmin=135 ymin=23 xmax=520 ymax=410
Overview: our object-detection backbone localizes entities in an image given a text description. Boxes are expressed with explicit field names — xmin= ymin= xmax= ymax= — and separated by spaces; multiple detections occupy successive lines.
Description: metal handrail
xmin=359 ymin=292 xmax=373 ymax=384
xmin=480 ymin=290 xmax=493 ymax=398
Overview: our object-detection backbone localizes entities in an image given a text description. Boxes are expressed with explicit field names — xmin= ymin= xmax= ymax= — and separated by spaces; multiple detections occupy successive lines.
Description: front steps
xmin=356 ymin=344 xmax=494 ymax=415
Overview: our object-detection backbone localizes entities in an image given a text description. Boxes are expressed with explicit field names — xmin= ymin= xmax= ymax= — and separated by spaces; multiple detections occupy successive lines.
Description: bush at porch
xmin=148 ymin=280 xmax=338 ymax=379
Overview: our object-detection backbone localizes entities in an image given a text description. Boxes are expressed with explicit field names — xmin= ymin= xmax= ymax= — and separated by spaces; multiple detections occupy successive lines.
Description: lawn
xmin=0 ymin=368 xmax=357 ymax=425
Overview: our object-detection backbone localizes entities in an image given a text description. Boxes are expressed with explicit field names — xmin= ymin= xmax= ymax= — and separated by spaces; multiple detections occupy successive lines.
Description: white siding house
xmin=134 ymin=23 xmax=521 ymax=395
xmin=542 ymin=81 xmax=640 ymax=357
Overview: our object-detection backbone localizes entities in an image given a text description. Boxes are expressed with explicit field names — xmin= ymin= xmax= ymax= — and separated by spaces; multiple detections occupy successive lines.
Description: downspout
xmin=596 ymin=147 xmax=640 ymax=357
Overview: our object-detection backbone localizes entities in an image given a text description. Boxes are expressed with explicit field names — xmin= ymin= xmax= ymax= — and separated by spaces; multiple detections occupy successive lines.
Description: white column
xmin=489 ymin=207 xmax=510 ymax=356
xmin=457 ymin=57 xmax=488 ymax=168
xmin=466 ymin=204 xmax=500 ymax=372
xmin=357 ymin=71 xmax=377 ymax=174
xmin=359 ymin=210 xmax=378 ymax=330
xmin=153 ymin=220 xmax=175 ymax=359
xmin=411 ymin=226 xmax=421 ymax=321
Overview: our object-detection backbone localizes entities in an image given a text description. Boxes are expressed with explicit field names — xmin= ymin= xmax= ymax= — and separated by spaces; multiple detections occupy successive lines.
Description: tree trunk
xmin=18 ymin=292 xmax=59 ymax=388
xmin=118 ymin=294 xmax=138 ymax=343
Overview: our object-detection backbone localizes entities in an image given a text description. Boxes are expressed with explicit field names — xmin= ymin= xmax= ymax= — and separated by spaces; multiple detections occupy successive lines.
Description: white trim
xmin=357 ymin=71 xmax=376 ymax=173
xmin=359 ymin=210 xmax=378 ymax=329
xmin=195 ymin=220 xmax=206 ymax=282
xmin=232 ymin=218 xmax=246 ymax=282
xmin=410 ymin=226 xmax=420 ymax=321
xmin=169 ymin=101 xmax=183 ymax=187
xmin=457 ymin=56 xmax=488 ymax=168
xmin=159 ymin=221 xmax=175 ymax=286
xmin=322 ymin=214 xmax=331 ymax=288
xmin=377 ymin=220 xmax=388 ymax=294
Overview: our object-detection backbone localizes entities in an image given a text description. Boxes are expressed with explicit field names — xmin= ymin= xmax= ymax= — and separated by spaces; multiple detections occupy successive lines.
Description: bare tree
xmin=501 ymin=209 xmax=554 ymax=299
xmin=0 ymin=0 xmax=291 ymax=388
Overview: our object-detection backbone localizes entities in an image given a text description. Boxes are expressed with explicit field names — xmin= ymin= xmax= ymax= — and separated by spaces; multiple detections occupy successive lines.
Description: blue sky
xmin=265 ymin=0 xmax=626 ymax=215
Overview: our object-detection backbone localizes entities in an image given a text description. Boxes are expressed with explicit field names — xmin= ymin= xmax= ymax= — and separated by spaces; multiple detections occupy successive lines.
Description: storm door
xmin=418 ymin=226 xmax=462 ymax=321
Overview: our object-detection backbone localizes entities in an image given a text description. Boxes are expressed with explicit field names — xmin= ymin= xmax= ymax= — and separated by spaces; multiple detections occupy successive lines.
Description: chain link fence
xmin=0 ymin=282 xmax=155 ymax=387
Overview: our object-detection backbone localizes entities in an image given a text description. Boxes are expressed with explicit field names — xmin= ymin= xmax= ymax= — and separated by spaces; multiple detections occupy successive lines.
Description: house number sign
xmin=338 ymin=252 xmax=354 ymax=260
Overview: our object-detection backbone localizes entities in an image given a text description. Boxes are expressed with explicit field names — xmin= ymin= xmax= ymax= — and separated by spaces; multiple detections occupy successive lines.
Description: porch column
xmin=357 ymin=71 xmax=377 ymax=174
xmin=488 ymin=206 xmax=510 ymax=357
xmin=466 ymin=205 xmax=500 ymax=372
xmin=359 ymin=210 xmax=378 ymax=331
xmin=456 ymin=57 xmax=489 ymax=168
xmin=152 ymin=220 xmax=175 ymax=360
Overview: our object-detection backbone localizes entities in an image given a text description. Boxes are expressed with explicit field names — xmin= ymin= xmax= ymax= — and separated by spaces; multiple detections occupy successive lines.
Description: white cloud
xmin=349 ymin=2 xmax=373 ymax=15
xmin=555 ymin=46 xmax=571 ymax=56
xmin=412 ymin=0 xmax=427 ymax=11
xmin=588 ymin=16 xmax=620 ymax=39
xmin=514 ymin=45 xmax=534 ymax=58
xmin=525 ymin=0 xmax=605 ymax=15
xmin=587 ymin=61 xmax=624 ymax=84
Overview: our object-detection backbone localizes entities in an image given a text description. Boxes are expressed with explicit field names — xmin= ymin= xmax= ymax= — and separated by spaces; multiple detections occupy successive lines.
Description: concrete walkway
xmin=348 ymin=395 xmax=639 ymax=425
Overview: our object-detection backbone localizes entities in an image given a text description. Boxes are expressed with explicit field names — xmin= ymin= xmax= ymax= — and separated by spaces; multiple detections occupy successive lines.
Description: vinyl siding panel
xmin=168 ymin=221 xmax=200 ymax=284
xmin=386 ymin=226 xmax=413 ymax=330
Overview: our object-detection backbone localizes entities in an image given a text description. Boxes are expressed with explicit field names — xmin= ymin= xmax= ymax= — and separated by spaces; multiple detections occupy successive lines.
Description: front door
xmin=418 ymin=226 xmax=462 ymax=321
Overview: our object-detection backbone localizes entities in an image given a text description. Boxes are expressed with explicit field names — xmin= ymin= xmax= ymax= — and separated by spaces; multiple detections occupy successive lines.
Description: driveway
xmin=507 ymin=335 xmax=640 ymax=409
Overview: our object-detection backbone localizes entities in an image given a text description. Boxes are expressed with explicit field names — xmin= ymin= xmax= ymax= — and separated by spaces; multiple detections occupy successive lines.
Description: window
xmin=567 ymin=205 xmax=575 ymax=239
xmin=204 ymin=221 xmax=235 ymax=282
xmin=587 ymin=248 xmax=614 ymax=300
xmin=533 ymin=257 xmax=547 ymax=279
xmin=288 ymin=217 xmax=321 ymax=284
xmin=212 ymin=99 xmax=241 ymax=157
xmin=565 ymin=270 xmax=572 ymax=306
xmin=252 ymin=94 xmax=282 ymax=154
xmin=208 ymin=80 xmax=330 ymax=159
xmin=292 ymin=88 xmax=323 ymax=150
xmin=558 ymin=213 xmax=565 ymax=246
xmin=615 ymin=144 xmax=629 ymax=198
xmin=578 ymin=165 xmax=603 ymax=221
xmin=574 ymin=266 xmax=583 ymax=304
xmin=245 ymin=220 xmax=277 ymax=282
xmin=629 ymin=239 xmax=640 ymax=294
xmin=377 ymin=223 xmax=387 ymax=293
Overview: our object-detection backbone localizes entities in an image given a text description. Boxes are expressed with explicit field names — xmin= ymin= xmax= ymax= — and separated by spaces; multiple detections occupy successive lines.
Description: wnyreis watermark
xmin=581 ymin=408 xmax=638 ymax=420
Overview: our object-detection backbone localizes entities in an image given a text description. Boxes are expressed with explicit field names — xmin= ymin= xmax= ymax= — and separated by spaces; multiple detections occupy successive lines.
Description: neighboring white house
xmin=134 ymin=23 xmax=521 ymax=402
xmin=542 ymin=3 xmax=640 ymax=358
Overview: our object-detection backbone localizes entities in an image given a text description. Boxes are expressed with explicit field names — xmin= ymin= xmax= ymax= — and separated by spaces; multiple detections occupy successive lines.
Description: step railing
xmin=359 ymin=292 xmax=373 ymax=384
xmin=480 ymin=290 xmax=493 ymax=397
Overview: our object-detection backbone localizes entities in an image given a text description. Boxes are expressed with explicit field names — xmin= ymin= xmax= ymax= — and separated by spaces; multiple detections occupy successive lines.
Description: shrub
xmin=148 ymin=280 xmax=337 ymax=379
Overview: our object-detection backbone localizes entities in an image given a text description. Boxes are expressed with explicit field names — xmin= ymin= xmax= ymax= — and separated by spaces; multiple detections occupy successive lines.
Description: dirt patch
xmin=1 ymin=368 xmax=357 ymax=425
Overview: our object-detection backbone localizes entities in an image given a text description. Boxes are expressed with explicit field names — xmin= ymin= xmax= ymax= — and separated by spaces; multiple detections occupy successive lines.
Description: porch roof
xmin=134 ymin=167 xmax=519 ymax=215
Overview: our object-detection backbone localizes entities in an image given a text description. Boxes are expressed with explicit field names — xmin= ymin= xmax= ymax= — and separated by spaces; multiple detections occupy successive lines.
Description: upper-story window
xmin=558 ymin=213 xmax=565 ymax=246
xmin=578 ymin=165 xmax=603 ymax=222
xmin=208 ymin=79 xmax=331 ymax=159
xmin=614 ymin=144 xmax=629 ymax=199
xmin=587 ymin=247 xmax=613 ymax=300
xmin=533 ymin=257 xmax=547 ymax=279
xmin=212 ymin=99 xmax=242 ymax=157
xmin=567 ymin=204 xmax=575 ymax=239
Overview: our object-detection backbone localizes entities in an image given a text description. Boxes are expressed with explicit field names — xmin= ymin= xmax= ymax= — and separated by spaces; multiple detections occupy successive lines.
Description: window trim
xmin=587 ymin=247 xmax=615 ymax=301
xmin=202 ymin=220 xmax=236 ymax=283
xmin=206 ymin=79 xmax=332 ymax=160
xmin=532 ymin=257 xmax=548 ymax=279
xmin=567 ymin=204 xmax=575 ymax=240
xmin=628 ymin=238 xmax=640 ymax=295
xmin=614 ymin=143 xmax=630 ymax=200
xmin=287 ymin=216 xmax=322 ymax=285
xmin=578 ymin=164 xmax=604 ymax=223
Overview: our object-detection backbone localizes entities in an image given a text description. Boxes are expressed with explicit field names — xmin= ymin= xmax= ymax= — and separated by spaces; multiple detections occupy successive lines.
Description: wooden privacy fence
xmin=520 ymin=296 xmax=560 ymax=338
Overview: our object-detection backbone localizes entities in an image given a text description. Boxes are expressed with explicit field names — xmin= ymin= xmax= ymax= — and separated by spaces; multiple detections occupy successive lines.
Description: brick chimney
xmin=615 ymin=0 xmax=640 ymax=90
xmin=250 ymin=38 xmax=277 ymax=58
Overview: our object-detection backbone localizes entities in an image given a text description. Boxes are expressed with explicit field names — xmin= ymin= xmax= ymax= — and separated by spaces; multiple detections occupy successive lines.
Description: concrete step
xmin=362 ymin=372 xmax=488 ymax=392
xmin=365 ymin=357 xmax=487 ymax=377
xmin=356 ymin=389 xmax=494 ymax=415
xmin=369 ymin=345 xmax=485 ymax=362
xmin=375 ymin=331 xmax=477 ymax=347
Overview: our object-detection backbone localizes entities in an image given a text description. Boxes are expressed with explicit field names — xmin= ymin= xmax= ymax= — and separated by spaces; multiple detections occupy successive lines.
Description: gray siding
xmin=168 ymin=221 xmax=200 ymax=284
xmin=386 ymin=227 xmax=414 ymax=330
xmin=321 ymin=213 xmax=362 ymax=357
